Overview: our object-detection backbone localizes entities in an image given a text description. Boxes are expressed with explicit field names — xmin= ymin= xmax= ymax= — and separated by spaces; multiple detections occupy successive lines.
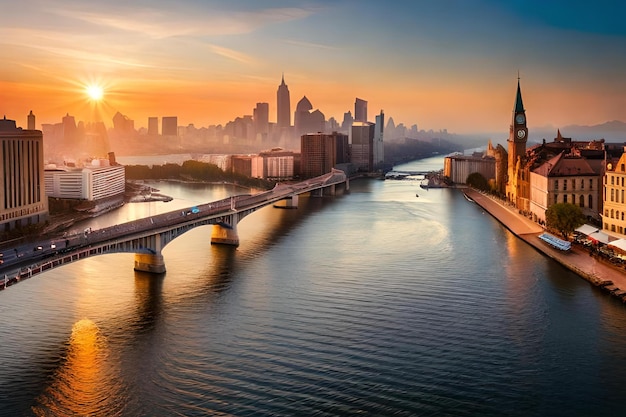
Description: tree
xmin=466 ymin=172 xmax=490 ymax=192
xmin=545 ymin=203 xmax=586 ymax=239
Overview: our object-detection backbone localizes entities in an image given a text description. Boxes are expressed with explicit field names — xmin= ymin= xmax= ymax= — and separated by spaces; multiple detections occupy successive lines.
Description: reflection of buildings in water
xmin=32 ymin=319 xmax=125 ymax=416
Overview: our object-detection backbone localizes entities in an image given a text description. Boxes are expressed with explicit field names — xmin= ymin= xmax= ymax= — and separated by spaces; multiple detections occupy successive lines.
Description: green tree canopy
xmin=545 ymin=203 xmax=586 ymax=239
xmin=466 ymin=172 xmax=490 ymax=191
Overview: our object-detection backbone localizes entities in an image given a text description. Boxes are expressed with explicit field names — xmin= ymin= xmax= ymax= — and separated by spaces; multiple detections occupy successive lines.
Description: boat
xmin=463 ymin=192 xmax=474 ymax=203
xmin=415 ymin=193 xmax=419 ymax=197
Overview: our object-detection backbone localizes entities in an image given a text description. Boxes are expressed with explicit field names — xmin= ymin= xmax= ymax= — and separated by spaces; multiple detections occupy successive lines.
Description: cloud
xmin=52 ymin=5 xmax=317 ymax=38
xmin=284 ymin=39 xmax=339 ymax=50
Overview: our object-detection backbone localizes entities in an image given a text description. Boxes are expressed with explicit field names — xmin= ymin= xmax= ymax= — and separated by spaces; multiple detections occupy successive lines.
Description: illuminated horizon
xmin=1 ymin=1 xmax=625 ymax=135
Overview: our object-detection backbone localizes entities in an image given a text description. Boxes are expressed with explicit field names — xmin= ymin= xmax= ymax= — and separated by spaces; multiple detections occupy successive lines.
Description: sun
xmin=86 ymin=85 xmax=104 ymax=101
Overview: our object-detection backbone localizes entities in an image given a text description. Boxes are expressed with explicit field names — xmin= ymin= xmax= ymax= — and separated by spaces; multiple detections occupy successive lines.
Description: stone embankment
xmin=463 ymin=188 xmax=626 ymax=303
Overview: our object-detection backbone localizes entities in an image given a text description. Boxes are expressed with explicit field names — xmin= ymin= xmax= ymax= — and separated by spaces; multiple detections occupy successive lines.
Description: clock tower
xmin=506 ymin=78 xmax=528 ymax=207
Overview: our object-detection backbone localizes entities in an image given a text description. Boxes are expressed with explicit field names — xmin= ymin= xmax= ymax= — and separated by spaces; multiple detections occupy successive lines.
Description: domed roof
xmin=296 ymin=96 xmax=313 ymax=112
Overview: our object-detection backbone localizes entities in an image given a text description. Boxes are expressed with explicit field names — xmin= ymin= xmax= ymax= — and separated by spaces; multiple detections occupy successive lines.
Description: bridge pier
xmin=134 ymin=253 xmax=166 ymax=274
xmin=285 ymin=194 xmax=298 ymax=208
xmin=211 ymin=221 xmax=239 ymax=246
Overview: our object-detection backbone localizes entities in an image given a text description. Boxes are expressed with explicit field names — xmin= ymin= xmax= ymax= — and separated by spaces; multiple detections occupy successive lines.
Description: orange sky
xmin=1 ymin=1 xmax=625 ymax=135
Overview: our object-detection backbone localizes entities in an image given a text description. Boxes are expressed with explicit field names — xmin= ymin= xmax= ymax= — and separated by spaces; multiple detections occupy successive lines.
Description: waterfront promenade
xmin=464 ymin=188 xmax=626 ymax=302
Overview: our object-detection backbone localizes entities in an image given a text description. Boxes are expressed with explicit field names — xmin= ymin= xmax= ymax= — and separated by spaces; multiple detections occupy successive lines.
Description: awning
xmin=575 ymin=224 xmax=599 ymax=235
xmin=608 ymin=239 xmax=626 ymax=253
xmin=588 ymin=231 xmax=612 ymax=244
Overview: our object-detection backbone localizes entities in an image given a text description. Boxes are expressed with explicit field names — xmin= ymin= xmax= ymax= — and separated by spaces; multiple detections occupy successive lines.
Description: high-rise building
xmin=27 ymin=110 xmax=35 ymax=130
xmin=162 ymin=116 xmax=178 ymax=136
xmin=294 ymin=96 xmax=325 ymax=138
xmin=301 ymin=132 xmax=349 ymax=179
xmin=254 ymin=102 xmax=269 ymax=137
xmin=0 ymin=116 xmax=49 ymax=232
xmin=351 ymin=122 xmax=375 ymax=172
xmin=341 ymin=111 xmax=353 ymax=133
xmin=148 ymin=117 xmax=159 ymax=136
xmin=374 ymin=110 xmax=385 ymax=170
xmin=355 ymin=98 xmax=368 ymax=122
xmin=277 ymin=74 xmax=291 ymax=128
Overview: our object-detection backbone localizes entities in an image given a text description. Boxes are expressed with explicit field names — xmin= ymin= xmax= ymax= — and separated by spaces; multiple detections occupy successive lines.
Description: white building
xmin=45 ymin=163 xmax=125 ymax=201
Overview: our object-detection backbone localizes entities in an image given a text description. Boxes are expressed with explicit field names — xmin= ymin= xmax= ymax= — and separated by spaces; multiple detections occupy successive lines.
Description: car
xmin=34 ymin=246 xmax=43 ymax=251
xmin=51 ymin=244 xmax=56 ymax=249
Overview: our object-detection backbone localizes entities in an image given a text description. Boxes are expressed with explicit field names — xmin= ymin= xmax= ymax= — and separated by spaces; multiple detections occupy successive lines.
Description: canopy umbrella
xmin=608 ymin=239 xmax=626 ymax=254
xmin=575 ymin=224 xmax=599 ymax=236
xmin=588 ymin=231 xmax=612 ymax=245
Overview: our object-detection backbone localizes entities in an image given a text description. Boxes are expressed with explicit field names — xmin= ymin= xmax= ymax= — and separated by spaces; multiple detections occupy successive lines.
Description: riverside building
xmin=602 ymin=151 xmax=626 ymax=235
xmin=44 ymin=161 xmax=125 ymax=201
xmin=0 ymin=115 xmax=49 ymax=232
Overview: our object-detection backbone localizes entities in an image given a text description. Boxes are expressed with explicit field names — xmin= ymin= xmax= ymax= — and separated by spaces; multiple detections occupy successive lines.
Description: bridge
xmin=0 ymin=169 xmax=348 ymax=286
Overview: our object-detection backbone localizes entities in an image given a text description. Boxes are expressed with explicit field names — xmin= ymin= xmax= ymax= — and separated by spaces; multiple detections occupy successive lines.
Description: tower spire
xmin=514 ymin=76 xmax=525 ymax=113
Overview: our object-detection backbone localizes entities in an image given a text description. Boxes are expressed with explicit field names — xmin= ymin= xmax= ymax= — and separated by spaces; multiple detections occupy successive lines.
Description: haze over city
xmin=1 ymin=0 xmax=625 ymax=135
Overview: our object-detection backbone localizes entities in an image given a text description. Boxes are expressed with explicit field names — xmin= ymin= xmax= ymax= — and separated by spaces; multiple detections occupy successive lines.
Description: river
xmin=2 ymin=155 xmax=626 ymax=416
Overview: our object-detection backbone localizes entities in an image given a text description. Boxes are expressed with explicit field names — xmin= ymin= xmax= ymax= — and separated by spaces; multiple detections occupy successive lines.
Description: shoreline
xmin=463 ymin=188 xmax=626 ymax=304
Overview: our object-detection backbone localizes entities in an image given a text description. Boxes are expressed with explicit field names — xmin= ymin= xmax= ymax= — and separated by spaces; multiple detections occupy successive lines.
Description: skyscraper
xmin=300 ymin=132 xmax=348 ymax=179
xmin=148 ymin=117 xmax=159 ymax=136
xmin=162 ymin=116 xmax=178 ymax=137
xmin=277 ymin=74 xmax=291 ymax=128
xmin=253 ymin=102 xmax=269 ymax=138
xmin=351 ymin=121 xmax=375 ymax=172
xmin=355 ymin=98 xmax=368 ymax=122
xmin=27 ymin=110 xmax=35 ymax=130
xmin=374 ymin=110 xmax=385 ymax=170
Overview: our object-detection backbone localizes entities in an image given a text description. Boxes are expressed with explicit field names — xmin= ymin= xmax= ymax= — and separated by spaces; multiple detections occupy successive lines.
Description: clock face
xmin=515 ymin=114 xmax=525 ymax=124
xmin=516 ymin=129 xmax=526 ymax=139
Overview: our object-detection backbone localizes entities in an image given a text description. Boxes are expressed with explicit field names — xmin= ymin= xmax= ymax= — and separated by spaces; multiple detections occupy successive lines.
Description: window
xmin=572 ymin=179 xmax=575 ymax=190
xmin=622 ymin=190 xmax=625 ymax=204
xmin=622 ymin=164 xmax=625 ymax=171
xmin=622 ymin=212 xmax=625 ymax=221
xmin=611 ymin=189 xmax=615 ymax=202
xmin=554 ymin=179 xmax=559 ymax=190
xmin=579 ymin=195 xmax=584 ymax=207
xmin=581 ymin=179 xmax=584 ymax=189
xmin=564 ymin=194 xmax=568 ymax=203
xmin=612 ymin=175 xmax=615 ymax=185
xmin=611 ymin=209 xmax=615 ymax=218
xmin=564 ymin=180 xmax=567 ymax=191
xmin=554 ymin=194 xmax=558 ymax=204
xmin=590 ymin=179 xmax=593 ymax=189
xmin=589 ymin=195 xmax=593 ymax=209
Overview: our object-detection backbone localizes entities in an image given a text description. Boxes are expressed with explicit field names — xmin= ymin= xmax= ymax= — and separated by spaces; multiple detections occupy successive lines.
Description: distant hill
xmin=480 ymin=120 xmax=626 ymax=150
xmin=534 ymin=120 xmax=626 ymax=143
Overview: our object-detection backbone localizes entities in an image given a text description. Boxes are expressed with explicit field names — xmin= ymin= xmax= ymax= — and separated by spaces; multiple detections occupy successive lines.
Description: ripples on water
xmin=2 ymin=157 xmax=626 ymax=416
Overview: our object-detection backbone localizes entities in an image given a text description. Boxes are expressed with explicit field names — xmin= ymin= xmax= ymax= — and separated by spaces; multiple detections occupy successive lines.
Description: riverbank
xmin=463 ymin=188 xmax=626 ymax=304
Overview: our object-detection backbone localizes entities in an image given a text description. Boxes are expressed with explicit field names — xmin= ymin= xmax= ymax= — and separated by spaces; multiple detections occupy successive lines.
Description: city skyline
xmin=1 ymin=0 xmax=625 ymax=134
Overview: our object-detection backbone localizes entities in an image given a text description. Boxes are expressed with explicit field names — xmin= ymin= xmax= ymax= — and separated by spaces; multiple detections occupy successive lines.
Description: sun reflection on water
xmin=32 ymin=319 xmax=126 ymax=416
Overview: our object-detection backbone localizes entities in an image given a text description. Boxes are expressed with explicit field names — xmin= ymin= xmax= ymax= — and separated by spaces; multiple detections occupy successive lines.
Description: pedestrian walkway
xmin=464 ymin=188 xmax=626 ymax=302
